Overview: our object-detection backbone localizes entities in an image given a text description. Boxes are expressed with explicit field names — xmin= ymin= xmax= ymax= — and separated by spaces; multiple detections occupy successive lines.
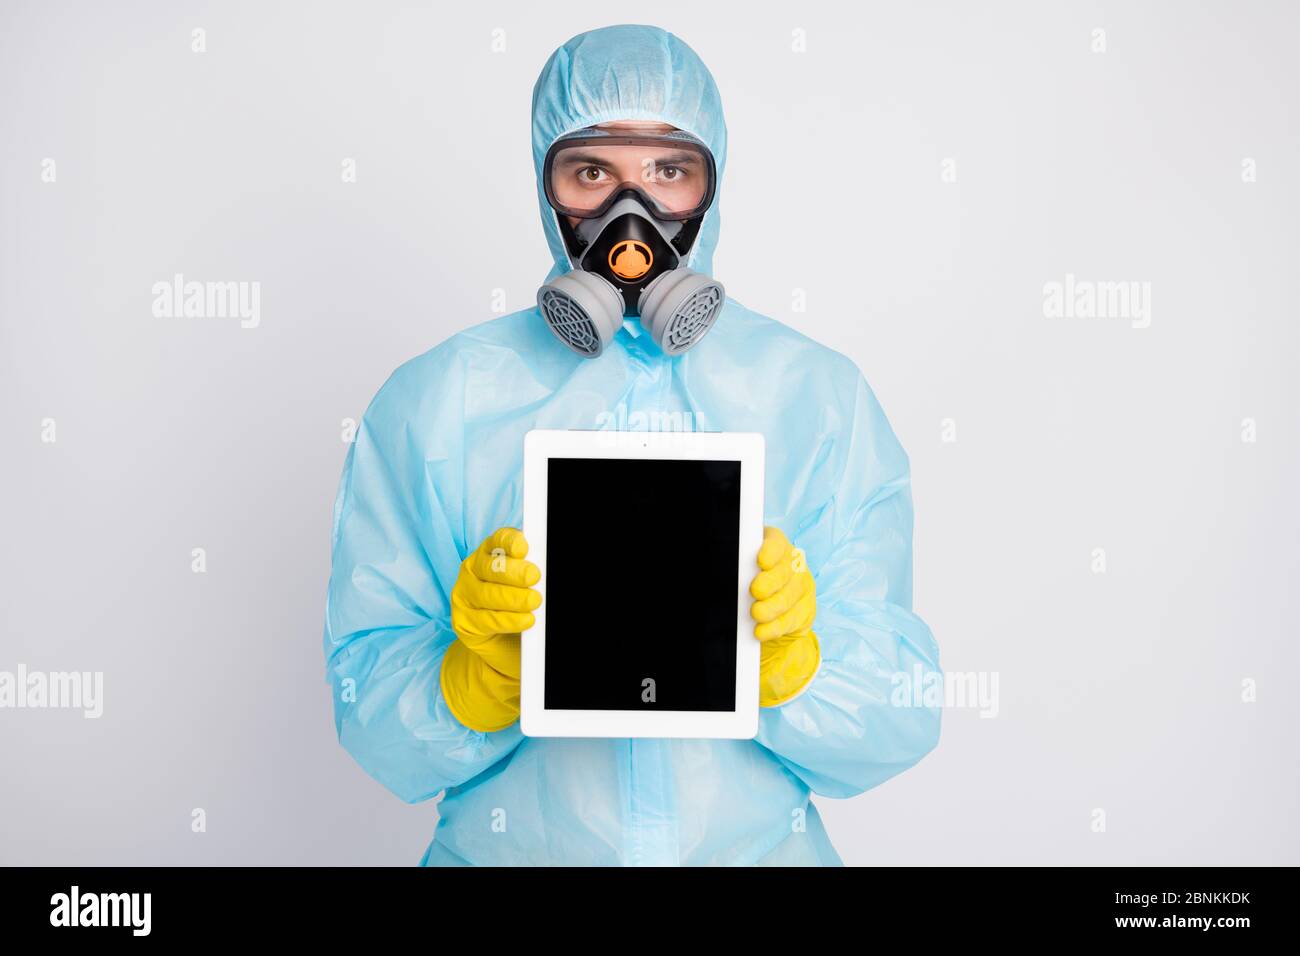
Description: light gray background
xmin=2 ymin=0 xmax=1296 ymax=865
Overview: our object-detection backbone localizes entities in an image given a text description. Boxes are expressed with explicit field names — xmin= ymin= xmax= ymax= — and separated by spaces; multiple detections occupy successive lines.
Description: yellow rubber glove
xmin=750 ymin=526 xmax=821 ymax=707
xmin=439 ymin=527 xmax=542 ymax=733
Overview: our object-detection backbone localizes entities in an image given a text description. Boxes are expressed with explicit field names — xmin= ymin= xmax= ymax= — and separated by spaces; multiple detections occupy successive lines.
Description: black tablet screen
xmin=544 ymin=457 xmax=742 ymax=712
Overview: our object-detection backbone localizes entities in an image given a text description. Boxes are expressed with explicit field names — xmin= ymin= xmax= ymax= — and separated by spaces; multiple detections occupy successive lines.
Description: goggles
xmin=543 ymin=127 xmax=717 ymax=222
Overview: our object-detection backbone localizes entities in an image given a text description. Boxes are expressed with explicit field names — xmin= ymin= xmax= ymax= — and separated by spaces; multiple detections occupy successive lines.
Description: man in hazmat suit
xmin=323 ymin=23 xmax=942 ymax=866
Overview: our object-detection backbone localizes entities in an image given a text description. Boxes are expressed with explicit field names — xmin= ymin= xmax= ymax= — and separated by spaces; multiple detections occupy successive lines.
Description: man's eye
xmin=578 ymin=166 xmax=608 ymax=183
xmin=657 ymin=165 xmax=685 ymax=182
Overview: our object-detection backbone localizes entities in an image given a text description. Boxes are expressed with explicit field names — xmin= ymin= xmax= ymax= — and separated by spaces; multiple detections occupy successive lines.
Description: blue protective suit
xmin=323 ymin=24 xmax=941 ymax=866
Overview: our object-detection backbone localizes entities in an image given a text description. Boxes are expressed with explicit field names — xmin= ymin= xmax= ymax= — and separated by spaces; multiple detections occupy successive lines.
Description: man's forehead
xmin=595 ymin=119 xmax=679 ymax=133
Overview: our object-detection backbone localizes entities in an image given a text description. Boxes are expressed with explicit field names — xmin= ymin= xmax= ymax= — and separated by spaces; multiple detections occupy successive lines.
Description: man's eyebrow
xmin=553 ymin=151 xmax=615 ymax=167
xmin=648 ymin=151 xmax=703 ymax=165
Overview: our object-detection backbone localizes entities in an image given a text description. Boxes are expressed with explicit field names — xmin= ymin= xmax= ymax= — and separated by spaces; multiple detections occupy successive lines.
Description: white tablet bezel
xmin=520 ymin=428 xmax=765 ymax=739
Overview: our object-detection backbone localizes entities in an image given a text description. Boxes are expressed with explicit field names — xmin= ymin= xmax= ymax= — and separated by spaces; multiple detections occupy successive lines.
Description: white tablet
xmin=520 ymin=429 xmax=765 ymax=739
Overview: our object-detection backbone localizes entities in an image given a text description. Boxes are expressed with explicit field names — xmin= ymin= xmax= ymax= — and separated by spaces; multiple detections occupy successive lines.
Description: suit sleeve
xmin=756 ymin=372 xmax=942 ymax=798
xmin=322 ymin=368 xmax=524 ymax=803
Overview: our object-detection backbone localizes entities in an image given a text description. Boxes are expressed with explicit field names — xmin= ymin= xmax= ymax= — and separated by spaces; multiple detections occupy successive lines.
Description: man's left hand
xmin=749 ymin=526 xmax=821 ymax=707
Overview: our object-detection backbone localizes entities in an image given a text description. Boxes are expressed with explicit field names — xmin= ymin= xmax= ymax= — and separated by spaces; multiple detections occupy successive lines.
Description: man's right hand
xmin=440 ymin=527 xmax=542 ymax=733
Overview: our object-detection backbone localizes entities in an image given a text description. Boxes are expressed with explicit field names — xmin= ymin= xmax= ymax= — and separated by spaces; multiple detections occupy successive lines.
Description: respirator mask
xmin=536 ymin=127 xmax=725 ymax=358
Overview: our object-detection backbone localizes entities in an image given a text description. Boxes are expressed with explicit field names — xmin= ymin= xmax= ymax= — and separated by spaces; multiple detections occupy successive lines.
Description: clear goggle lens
xmin=545 ymin=138 xmax=714 ymax=220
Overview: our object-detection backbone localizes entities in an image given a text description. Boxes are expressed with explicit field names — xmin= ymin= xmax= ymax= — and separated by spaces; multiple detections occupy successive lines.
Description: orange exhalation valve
xmin=608 ymin=240 xmax=653 ymax=280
